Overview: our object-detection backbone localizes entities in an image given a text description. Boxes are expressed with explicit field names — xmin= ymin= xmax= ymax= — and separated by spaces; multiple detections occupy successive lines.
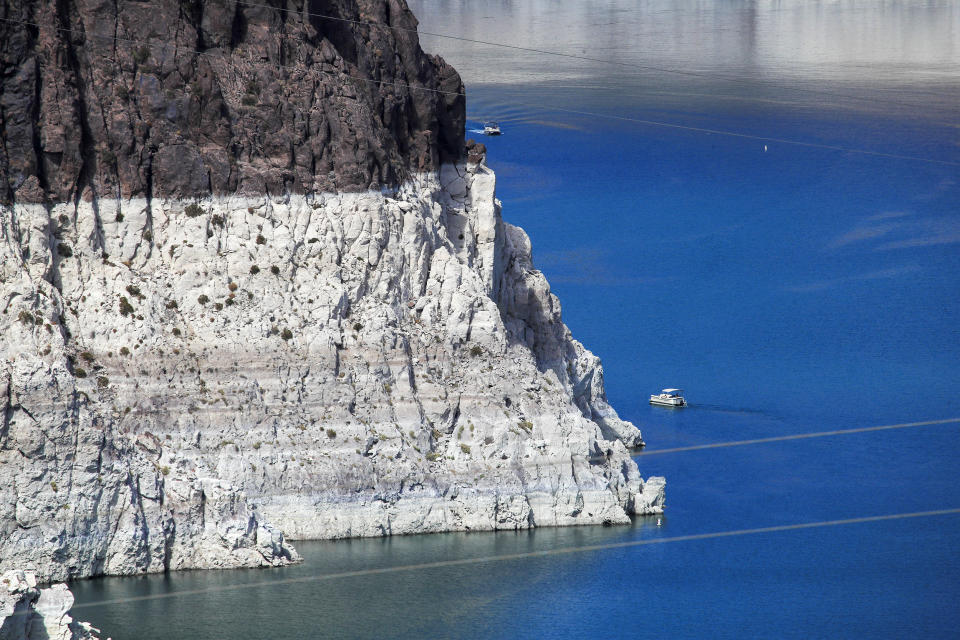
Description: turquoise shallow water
xmin=70 ymin=1 xmax=960 ymax=637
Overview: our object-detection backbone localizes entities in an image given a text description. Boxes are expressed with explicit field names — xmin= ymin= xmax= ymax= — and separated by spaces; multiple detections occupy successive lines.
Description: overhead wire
xmin=232 ymin=0 xmax=958 ymax=113
xmin=66 ymin=507 xmax=960 ymax=611
xmin=0 ymin=16 xmax=956 ymax=166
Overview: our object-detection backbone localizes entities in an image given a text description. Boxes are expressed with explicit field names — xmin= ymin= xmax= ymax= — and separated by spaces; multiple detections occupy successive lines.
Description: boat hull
xmin=650 ymin=397 xmax=686 ymax=407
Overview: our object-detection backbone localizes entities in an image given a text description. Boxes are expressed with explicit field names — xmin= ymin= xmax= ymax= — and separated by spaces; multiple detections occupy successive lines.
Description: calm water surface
xmin=71 ymin=2 xmax=960 ymax=637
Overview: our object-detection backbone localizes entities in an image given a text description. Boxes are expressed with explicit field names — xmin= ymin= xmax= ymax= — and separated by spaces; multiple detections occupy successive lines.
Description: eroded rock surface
xmin=0 ymin=0 xmax=663 ymax=584
xmin=0 ymin=570 xmax=102 ymax=640
xmin=0 ymin=0 xmax=465 ymax=203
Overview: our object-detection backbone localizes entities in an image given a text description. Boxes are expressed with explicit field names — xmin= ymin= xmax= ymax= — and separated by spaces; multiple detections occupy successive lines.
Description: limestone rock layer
xmin=0 ymin=570 xmax=102 ymax=640
xmin=0 ymin=0 xmax=664 ymax=583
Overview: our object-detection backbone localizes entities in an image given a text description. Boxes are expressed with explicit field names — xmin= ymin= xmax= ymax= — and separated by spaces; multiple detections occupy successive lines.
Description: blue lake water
xmin=70 ymin=1 xmax=960 ymax=637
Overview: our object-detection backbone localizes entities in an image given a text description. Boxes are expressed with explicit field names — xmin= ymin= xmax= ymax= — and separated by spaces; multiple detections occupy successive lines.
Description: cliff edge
xmin=0 ymin=0 xmax=663 ymax=583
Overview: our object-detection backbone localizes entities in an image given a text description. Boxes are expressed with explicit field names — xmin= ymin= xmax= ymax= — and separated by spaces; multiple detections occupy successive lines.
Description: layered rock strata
xmin=0 ymin=570 xmax=102 ymax=640
xmin=0 ymin=0 xmax=664 ymax=583
xmin=1 ymin=157 xmax=664 ymax=579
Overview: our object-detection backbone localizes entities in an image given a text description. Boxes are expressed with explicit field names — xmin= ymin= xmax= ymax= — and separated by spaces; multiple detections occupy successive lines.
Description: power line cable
xmin=635 ymin=417 xmax=960 ymax=456
xmin=1 ymin=16 xmax=955 ymax=167
xmin=67 ymin=507 xmax=960 ymax=611
xmin=232 ymin=0 xmax=958 ymax=113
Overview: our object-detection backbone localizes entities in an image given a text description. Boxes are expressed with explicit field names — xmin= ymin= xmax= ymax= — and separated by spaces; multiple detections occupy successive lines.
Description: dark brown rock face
xmin=0 ymin=0 xmax=465 ymax=204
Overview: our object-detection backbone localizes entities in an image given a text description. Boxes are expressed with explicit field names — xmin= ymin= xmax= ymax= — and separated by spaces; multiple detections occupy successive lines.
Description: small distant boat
xmin=483 ymin=121 xmax=502 ymax=136
xmin=650 ymin=388 xmax=686 ymax=407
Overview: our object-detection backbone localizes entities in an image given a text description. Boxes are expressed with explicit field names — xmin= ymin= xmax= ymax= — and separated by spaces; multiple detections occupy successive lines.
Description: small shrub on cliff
xmin=352 ymin=322 xmax=363 ymax=332
xmin=50 ymin=481 xmax=58 ymax=492
xmin=161 ymin=466 xmax=170 ymax=476
xmin=214 ymin=302 xmax=223 ymax=311
xmin=256 ymin=234 xmax=266 ymax=245
xmin=184 ymin=203 xmax=204 ymax=218
xmin=57 ymin=243 xmax=73 ymax=258
xmin=270 ymin=265 xmax=280 ymax=275
xmin=126 ymin=284 xmax=144 ymax=299
xmin=249 ymin=265 xmax=260 ymax=274
xmin=132 ymin=46 xmax=150 ymax=64
xmin=118 ymin=296 xmax=134 ymax=316
xmin=228 ymin=282 xmax=238 ymax=292
xmin=172 ymin=328 xmax=181 ymax=336
xmin=469 ymin=345 xmax=483 ymax=357
xmin=97 ymin=376 xmax=109 ymax=389
xmin=518 ymin=419 xmax=533 ymax=432
xmin=166 ymin=300 xmax=178 ymax=309
xmin=484 ymin=436 xmax=495 ymax=445
xmin=116 ymin=212 xmax=124 ymax=222
xmin=74 ymin=367 xmax=87 ymax=378
xmin=460 ymin=444 xmax=471 ymax=454
xmin=425 ymin=452 xmax=440 ymax=462
xmin=80 ymin=351 xmax=94 ymax=362
xmin=281 ymin=328 xmax=293 ymax=341
xmin=17 ymin=310 xmax=36 ymax=325
xmin=197 ymin=294 xmax=209 ymax=305
xmin=325 ymin=428 xmax=337 ymax=438
xmin=211 ymin=214 xmax=224 ymax=227
xmin=119 ymin=346 xmax=130 ymax=356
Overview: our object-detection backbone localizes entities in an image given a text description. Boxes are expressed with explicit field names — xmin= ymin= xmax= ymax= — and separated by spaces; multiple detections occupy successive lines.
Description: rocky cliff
xmin=0 ymin=0 xmax=663 ymax=583
xmin=0 ymin=570 xmax=102 ymax=640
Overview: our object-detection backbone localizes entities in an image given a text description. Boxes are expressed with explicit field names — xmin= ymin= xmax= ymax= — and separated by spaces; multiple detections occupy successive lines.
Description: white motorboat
xmin=650 ymin=388 xmax=686 ymax=407
xmin=483 ymin=121 xmax=502 ymax=135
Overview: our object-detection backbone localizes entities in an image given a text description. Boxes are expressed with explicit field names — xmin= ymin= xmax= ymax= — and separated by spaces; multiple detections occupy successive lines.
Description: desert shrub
xmin=17 ymin=310 xmax=35 ymax=325
xmin=469 ymin=345 xmax=483 ymax=357
xmin=211 ymin=214 xmax=224 ymax=227
xmin=184 ymin=203 xmax=204 ymax=217
xmin=172 ymin=328 xmax=181 ymax=336
xmin=214 ymin=302 xmax=223 ymax=311
xmin=161 ymin=466 xmax=170 ymax=475
xmin=484 ymin=436 xmax=495 ymax=445
xmin=126 ymin=284 xmax=144 ymax=299
xmin=80 ymin=351 xmax=94 ymax=362
xmin=518 ymin=419 xmax=533 ymax=432
xmin=281 ymin=328 xmax=293 ymax=341
xmin=225 ymin=298 xmax=235 ymax=307
xmin=308 ymin=238 xmax=319 ymax=244
xmin=132 ymin=46 xmax=150 ymax=64
xmin=228 ymin=282 xmax=238 ymax=292
xmin=197 ymin=294 xmax=209 ymax=305
xmin=426 ymin=452 xmax=440 ymax=461
xmin=119 ymin=346 xmax=130 ymax=356
xmin=431 ymin=428 xmax=442 ymax=440
xmin=119 ymin=296 xmax=134 ymax=316
xmin=50 ymin=481 xmax=58 ymax=492
xmin=352 ymin=322 xmax=363 ymax=332
xmin=74 ymin=367 xmax=87 ymax=378
xmin=325 ymin=428 xmax=337 ymax=438
xmin=166 ymin=300 xmax=178 ymax=309
xmin=256 ymin=234 xmax=266 ymax=245
xmin=460 ymin=444 xmax=471 ymax=454
xmin=57 ymin=243 xmax=73 ymax=258
xmin=270 ymin=265 xmax=280 ymax=275
xmin=249 ymin=265 xmax=260 ymax=274
xmin=97 ymin=376 xmax=109 ymax=388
